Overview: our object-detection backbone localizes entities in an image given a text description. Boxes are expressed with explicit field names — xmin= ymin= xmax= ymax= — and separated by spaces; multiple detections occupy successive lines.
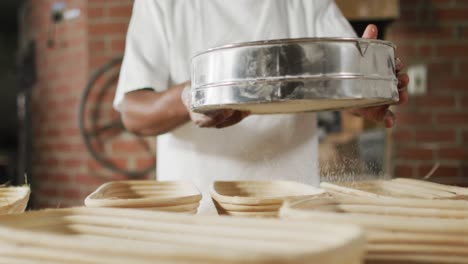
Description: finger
xmin=384 ymin=110 xmax=396 ymax=128
xmin=398 ymin=73 xmax=409 ymax=89
xmin=193 ymin=114 xmax=217 ymax=127
xmin=368 ymin=106 xmax=388 ymax=122
xmin=215 ymin=111 xmax=243 ymax=129
xmin=180 ymin=85 xmax=192 ymax=107
xmin=362 ymin=24 xmax=378 ymax=39
xmin=194 ymin=110 xmax=234 ymax=127
xmin=196 ymin=113 xmax=223 ymax=127
xmin=204 ymin=109 xmax=233 ymax=118
xmin=396 ymin=58 xmax=404 ymax=73
xmin=215 ymin=111 xmax=245 ymax=128
xmin=240 ymin=111 xmax=250 ymax=119
xmin=397 ymin=90 xmax=409 ymax=105
xmin=353 ymin=105 xmax=388 ymax=122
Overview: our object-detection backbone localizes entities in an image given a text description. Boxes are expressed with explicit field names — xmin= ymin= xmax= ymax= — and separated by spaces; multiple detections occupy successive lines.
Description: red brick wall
xmin=28 ymin=0 xmax=154 ymax=209
xmin=388 ymin=1 xmax=468 ymax=185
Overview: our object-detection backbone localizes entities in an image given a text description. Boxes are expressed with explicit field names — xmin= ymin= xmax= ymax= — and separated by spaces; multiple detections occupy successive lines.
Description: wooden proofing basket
xmin=0 ymin=186 xmax=30 ymax=214
xmin=211 ymin=180 xmax=325 ymax=217
xmin=85 ymin=181 xmax=201 ymax=213
xmin=0 ymin=207 xmax=366 ymax=264
xmin=321 ymin=178 xmax=468 ymax=200
xmin=280 ymin=194 xmax=468 ymax=263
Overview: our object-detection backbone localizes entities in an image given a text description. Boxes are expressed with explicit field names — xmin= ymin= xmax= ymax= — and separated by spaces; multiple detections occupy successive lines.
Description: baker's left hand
xmin=347 ymin=24 xmax=409 ymax=128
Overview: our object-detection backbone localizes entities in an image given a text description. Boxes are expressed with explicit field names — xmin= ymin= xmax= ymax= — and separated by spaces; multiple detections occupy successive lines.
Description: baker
xmin=114 ymin=0 xmax=409 ymax=213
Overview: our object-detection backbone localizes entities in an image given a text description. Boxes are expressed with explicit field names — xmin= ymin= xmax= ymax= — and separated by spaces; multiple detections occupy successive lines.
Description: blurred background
xmin=0 ymin=0 xmax=466 ymax=209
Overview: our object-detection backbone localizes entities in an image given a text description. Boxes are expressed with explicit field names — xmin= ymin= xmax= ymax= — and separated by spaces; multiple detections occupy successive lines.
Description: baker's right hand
xmin=181 ymin=82 xmax=249 ymax=128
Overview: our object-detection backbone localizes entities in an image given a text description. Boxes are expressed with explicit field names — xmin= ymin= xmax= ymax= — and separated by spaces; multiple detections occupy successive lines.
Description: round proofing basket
xmin=0 ymin=207 xmax=366 ymax=264
xmin=191 ymin=38 xmax=398 ymax=114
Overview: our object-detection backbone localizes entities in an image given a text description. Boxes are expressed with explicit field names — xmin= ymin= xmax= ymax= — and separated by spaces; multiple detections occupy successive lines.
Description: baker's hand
xmin=181 ymin=82 xmax=250 ymax=128
xmin=348 ymin=24 xmax=409 ymax=128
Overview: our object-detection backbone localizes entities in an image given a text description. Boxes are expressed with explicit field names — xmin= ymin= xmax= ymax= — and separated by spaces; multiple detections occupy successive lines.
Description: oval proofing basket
xmin=320 ymin=178 xmax=468 ymax=200
xmin=0 ymin=186 xmax=30 ymax=214
xmin=85 ymin=181 xmax=201 ymax=214
xmin=211 ymin=180 xmax=325 ymax=217
xmin=0 ymin=207 xmax=365 ymax=264
xmin=280 ymin=194 xmax=468 ymax=264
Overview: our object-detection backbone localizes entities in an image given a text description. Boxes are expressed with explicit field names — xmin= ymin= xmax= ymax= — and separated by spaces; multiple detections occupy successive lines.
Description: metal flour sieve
xmin=190 ymin=38 xmax=399 ymax=114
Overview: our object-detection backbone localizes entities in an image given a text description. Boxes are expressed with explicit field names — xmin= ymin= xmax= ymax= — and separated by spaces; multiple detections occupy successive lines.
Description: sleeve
xmin=113 ymin=0 xmax=169 ymax=111
xmin=314 ymin=0 xmax=357 ymax=38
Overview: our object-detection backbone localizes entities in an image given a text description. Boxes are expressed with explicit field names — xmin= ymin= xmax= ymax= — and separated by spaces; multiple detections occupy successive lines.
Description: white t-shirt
xmin=115 ymin=0 xmax=355 ymax=213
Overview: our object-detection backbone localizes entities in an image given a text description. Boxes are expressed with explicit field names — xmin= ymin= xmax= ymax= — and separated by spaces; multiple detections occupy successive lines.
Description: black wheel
xmin=79 ymin=56 xmax=155 ymax=178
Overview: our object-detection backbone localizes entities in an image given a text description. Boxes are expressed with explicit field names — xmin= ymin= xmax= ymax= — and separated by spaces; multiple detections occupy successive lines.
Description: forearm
xmin=120 ymin=81 xmax=190 ymax=136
